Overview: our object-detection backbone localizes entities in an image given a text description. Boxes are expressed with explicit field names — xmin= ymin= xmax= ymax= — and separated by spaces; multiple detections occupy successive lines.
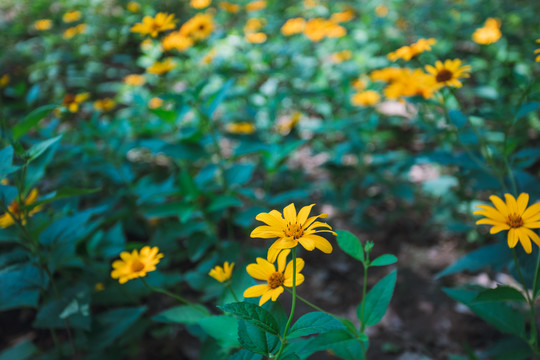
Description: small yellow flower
xmin=351 ymin=90 xmax=380 ymax=107
xmin=94 ymin=98 xmax=116 ymax=112
xmin=148 ymin=97 xmax=164 ymax=109
xmin=63 ymin=24 xmax=86 ymax=39
xmin=34 ymin=19 xmax=52 ymax=31
xmin=127 ymin=1 xmax=140 ymax=12
xmin=251 ymin=203 xmax=335 ymax=262
xmin=472 ymin=18 xmax=501 ymax=45
xmin=303 ymin=18 xmax=327 ymax=42
xmin=191 ymin=0 xmax=212 ymax=9
xmin=124 ymin=74 xmax=146 ymax=86
xmin=276 ymin=112 xmax=301 ymax=135
xmin=226 ymin=122 xmax=255 ymax=134
xmin=330 ymin=10 xmax=355 ymax=23
xmin=146 ymin=58 xmax=176 ymax=75
xmin=245 ymin=32 xmax=267 ymax=44
xmin=244 ymin=249 xmax=304 ymax=306
xmin=209 ymin=262 xmax=235 ymax=282
xmin=387 ymin=38 xmax=436 ymax=62
xmin=219 ymin=1 xmax=240 ymax=12
xmin=325 ymin=21 xmax=346 ymax=38
xmin=425 ymin=59 xmax=471 ymax=88
xmin=201 ymin=49 xmax=217 ymax=64
xmin=474 ymin=193 xmax=540 ymax=254
xmin=111 ymin=246 xmax=164 ymax=284
xmin=0 ymin=74 xmax=9 ymax=88
xmin=244 ymin=18 xmax=265 ymax=33
xmin=131 ymin=12 xmax=176 ymax=38
xmin=63 ymin=10 xmax=81 ymax=23
xmin=162 ymin=31 xmax=193 ymax=51
xmin=1 ymin=179 xmax=8 ymax=185
xmin=382 ymin=68 xmax=441 ymax=100
xmin=352 ymin=77 xmax=367 ymax=91
xmin=375 ymin=5 xmax=389 ymax=17
xmin=281 ymin=18 xmax=306 ymax=36
xmin=180 ymin=13 xmax=214 ymax=41
xmin=62 ymin=92 xmax=89 ymax=113
xmin=303 ymin=0 xmax=318 ymax=8
xmin=535 ymin=39 xmax=540 ymax=62
xmin=245 ymin=0 xmax=266 ymax=12
xmin=94 ymin=282 xmax=105 ymax=292
xmin=0 ymin=189 xmax=42 ymax=228
xmin=370 ymin=67 xmax=404 ymax=82
xmin=331 ymin=50 xmax=352 ymax=63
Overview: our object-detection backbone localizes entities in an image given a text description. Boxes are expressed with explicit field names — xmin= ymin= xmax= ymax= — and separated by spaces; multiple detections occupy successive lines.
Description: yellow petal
xmin=504 ymin=194 xmax=518 ymax=214
xmin=246 ymin=259 xmax=275 ymax=280
xmin=476 ymin=218 xmax=505 ymax=226
xmin=473 ymin=204 xmax=506 ymax=222
xmin=283 ymin=203 xmax=297 ymax=223
xmin=244 ymin=284 xmax=269 ymax=298
xmin=490 ymin=224 xmax=510 ymax=234
xmin=518 ymin=229 xmax=532 ymax=254
xmin=490 ymin=195 xmax=510 ymax=217
xmin=508 ymin=228 xmax=518 ymax=248
xmin=284 ymin=258 xmax=305 ymax=280
xmin=524 ymin=222 xmax=540 ymax=229
xmin=522 ymin=203 xmax=540 ymax=221
xmin=256 ymin=212 xmax=285 ymax=229
xmin=298 ymin=237 xmax=315 ymax=251
xmin=297 ymin=204 xmax=315 ymax=226
xmin=259 ymin=290 xmax=273 ymax=306
xmin=270 ymin=286 xmax=284 ymax=301
xmin=277 ymin=249 xmax=290 ymax=273
xmin=524 ymin=228 xmax=540 ymax=249
xmin=304 ymin=234 xmax=333 ymax=253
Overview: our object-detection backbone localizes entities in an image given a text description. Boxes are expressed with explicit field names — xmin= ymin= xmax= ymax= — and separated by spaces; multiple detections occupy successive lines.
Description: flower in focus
xmin=534 ymin=39 xmax=540 ymax=62
xmin=180 ymin=13 xmax=214 ymax=41
xmin=63 ymin=24 xmax=86 ymax=39
xmin=148 ymin=97 xmax=164 ymax=109
xmin=146 ymin=58 xmax=176 ymax=75
xmin=127 ymin=1 xmax=140 ymax=12
xmin=226 ymin=122 xmax=255 ymax=134
xmin=246 ymin=0 xmax=266 ymax=12
xmin=131 ymin=12 xmax=176 ymax=37
xmin=0 ymin=189 xmax=42 ymax=228
xmin=63 ymin=10 xmax=81 ymax=23
xmin=281 ymin=18 xmax=306 ymax=36
xmin=425 ymin=59 xmax=471 ymax=88
xmin=474 ymin=193 xmax=540 ymax=254
xmin=191 ymin=0 xmax=211 ymax=9
xmin=251 ymin=203 xmax=335 ymax=262
xmin=330 ymin=9 xmax=355 ymax=23
xmin=375 ymin=5 xmax=389 ymax=17
xmin=62 ymin=92 xmax=89 ymax=113
xmin=331 ymin=50 xmax=352 ymax=63
xmin=219 ymin=2 xmax=240 ymax=12
xmin=0 ymin=74 xmax=9 ymax=88
xmin=472 ymin=18 xmax=501 ymax=45
xmin=111 ymin=246 xmax=164 ymax=284
xmin=162 ymin=31 xmax=193 ymax=51
xmin=351 ymin=90 xmax=380 ymax=107
xmin=34 ymin=19 xmax=52 ymax=31
xmin=387 ymin=38 xmax=436 ymax=62
xmin=243 ymin=249 xmax=304 ymax=306
xmin=94 ymin=98 xmax=116 ymax=112
xmin=209 ymin=261 xmax=235 ymax=282
xmin=124 ymin=74 xmax=146 ymax=86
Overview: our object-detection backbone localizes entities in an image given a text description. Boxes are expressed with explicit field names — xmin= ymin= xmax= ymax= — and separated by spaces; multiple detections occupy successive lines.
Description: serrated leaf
xmin=370 ymin=254 xmax=397 ymax=267
xmin=12 ymin=104 xmax=56 ymax=140
xmin=336 ymin=230 xmax=364 ymax=262
xmin=220 ymin=302 xmax=280 ymax=336
xmin=474 ymin=286 xmax=527 ymax=303
xmin=238 ymin=319 xmax=279 ymax=356
xmin=287 ymin=312 xmax=346 ymax=339
xmin=360 ymin=270 xmax=397 ymax=327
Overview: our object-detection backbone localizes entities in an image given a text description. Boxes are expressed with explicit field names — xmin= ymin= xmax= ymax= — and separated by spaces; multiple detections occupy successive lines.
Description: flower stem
xmin=226 ymin=283 xmax=240 ymax=302
xmin=275 ymin=248 xmax=297 ymax=360
xmin=140 ymin=278 xmax=210 ymax=315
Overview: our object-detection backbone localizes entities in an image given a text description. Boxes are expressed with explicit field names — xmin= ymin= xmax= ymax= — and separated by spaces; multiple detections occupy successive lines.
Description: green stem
xmin=360 ymin=262 xmax=368 ymax=333
xmin=140 ymin=278 xmax=210 ymax=314
xmin=283 ymin=289 xmax=327 ymax=314
xmin=226 ymin=283 xmax=240 ymax=302
xmin=275 ymin=248 xmax=297 ymax=360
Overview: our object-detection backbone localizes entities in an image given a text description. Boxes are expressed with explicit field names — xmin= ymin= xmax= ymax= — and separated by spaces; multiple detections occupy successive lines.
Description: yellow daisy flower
xmin=0 ymin=74 xmax=9 ymax=88
xmin=162 ymin=31 xmax=193 ymax=51
xmin=111 ymin=246 xmax=164 ymax=284
xmin=124 ymin=74 xmax=146 ymax=86
xmin=34 ymin=19 xmax=52 ymax=31
xmin=146 ymin=58 xmax=176 ymax=75
xmin=180 ymin=13 xmax=214 ymax=41
xmin=425 ymin=59 xmax=471 ymax=88
xmin=251 ymin=203 xmax=335 ymax=263
xmin=245 ymin=0 xmax=266 ymax=12
xmin=474 ymin=193 xmax=540 ymax=254
xmin=535 ymin=39 xmax=540 ymax=62
xmin=0 ymin=189 xmax=42 ymax=228
xmin=281 ymin=18 xmax=306 ymax=36
xmin=243 ymin=249 xmax=304 ymax=306
xmin=62 ymin=92 xmax=89 ymax=113
xmin=387 ymin=38 xmax=436 ymax=62
xmin=472 ymin=18 xmax=501 ymax=45
xmin=94 ymin=98 xmax=116 ymax=112
xmin=225 ymin=122 xmax=255 ymax=134
xmin=245 ymin=32 xmax=267 ymax=44
xmin=330 ymin=10 xmax=355 ymax=23
xmin=219 ymin=2 xmax=240 ymax=12
xmin=375 ymin=5 xmax=389 ymax=17
xmin=131 ymin=13 xmax=176 ymax=38
xmin=331 ymin=50 xmax=352 ymax=63
xmin=351 ymin=90 xmax=380 ymax=107
xmin=209 ymin=261 xmax=235 ymax=282
xmin=63 ymin=10 xmax=81 ymax=23
xmin=191 ymin=0 xmax=212 ymax=9
xmin=148 ymin=97 xmax=164 ymax=109
xmin=127 ymin=1 xmax=140 ymax=12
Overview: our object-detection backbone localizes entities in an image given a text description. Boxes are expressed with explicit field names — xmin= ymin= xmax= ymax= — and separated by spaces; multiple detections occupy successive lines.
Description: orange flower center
xmin=436 ymin=69 xmax=453 ymax=82
xmin=284 ymin=223 xmax=304 ymax=239
xmin=268 ymin=272 xmax=285 ymax=289
xmin=10 ymin=201 xmax=20 ymax=214
xmin=506 ymin=213 xmax=524 ymax=228
xmin=131 ymin=259 xmax=145 ymax=272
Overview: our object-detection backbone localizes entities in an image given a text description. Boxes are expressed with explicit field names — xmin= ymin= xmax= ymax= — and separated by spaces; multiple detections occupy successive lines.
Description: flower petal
xmin=522 ymin=203 xmax=540 ymax=221
xmin=298 ymin=237 xmax=315 ymax=251
xmin=473 ymin=204 xmax=506 ymax=222
xmin=523 ymin=228 xmax=540 ymax=249
xmin=297 ymin=204 xmax=315 ymax=226
xmin=255 ymin=212 xmax=285 ymax=229
xmin=277 ymin=249 xmax=291 ymax=273
xmin=259 ymin=290 xmax=273 ymax=306
xmin=490 ymin=195 xmax=510 ymax=217
xmin=517 ymin=193 xmax=529 ymax=215
xmin=304 ymin=234 xmax=333 ymax=253
xmin=270 ymin=286 xmax=284 ymax=301
xmin=246 ymin=259 xmax=275 ymax=280
xmin=504 ymin=194 xmax=518 ymax=214
xmin=284 ymin=258 xmax=305 ymax=280
xmin=507 ymin=228 xmax=518 ymax=248
xmin=518 ymin=229 xmax=532 ymax=254
xmin=283 ymin=203 xmax=297 ymax=223
xmin=489 ymin=224 xmax=510 ymax=234
xmin=244 ymin=284 xmax=269 ymax=298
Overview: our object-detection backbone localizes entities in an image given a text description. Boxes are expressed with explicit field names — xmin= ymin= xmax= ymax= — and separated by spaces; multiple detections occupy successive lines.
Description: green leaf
xmin=516 ymin=102 xmax=540 ymax=119
xmin=26 ymin=135 xmax=62 ymax=162
xmin=336 ymin=230 xmax=364 ymax=262
xmin=0 ymin=339 xmax=38 ymax=360
xmin=0 ymin=146 xmax=18 ymax=176
xmin=360 ymin=270 xmax=397 ymax=327
xmin=225 ymin=163 xmax=255 ymax=187
xmin=12 ymin=104 xmax=56 ymax=140
xmin=89 ymin=306 xmax=147 ymax=350
xmin=287 ymin=312 xmax=346 ymax=339
xmin=370 ymin=254 xmax=397 ymax=267
xmin=448 ymin=109 xmax=467 ymax=128
xmin=237 ymin=319 xmax=279 ymax=356
xmin=444 ymin=288 xmax=525 ymax=336
xmin=436 ymin=243 xmax=511 ymax=278
xmin=152 ymin=304 xmax=210 ymax=324
xmin=208 ymin=195 xmax=243 ymax=212
xmin=227 ymin=350 xmax=262 ymax=360
xmin=220 ymin=302 xmax=280 ymax=336
xmin=25 ymin=187 xmax=100 ymax=211
xmin=144 ymin=201 xmax=195 ymax=222
xmin=300 ymin=329 xmax=365 ymax=358
xmin=198 ymin=315 xmax=240 ymax=350
xmin=474 ymin=286 xmax=527 ymax=303
xmin=33 ymin=297 xmax=91 ymax=331
xmin=480 ymin=336 xmax=532 ymax=360
xmin=0 ymin=263 xmax=47 ymax=311
xmin=204 ymin=78 xmax=234 ymax=117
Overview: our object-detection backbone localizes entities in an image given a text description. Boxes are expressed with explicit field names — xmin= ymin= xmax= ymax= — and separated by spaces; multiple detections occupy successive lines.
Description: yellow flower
xmin=281 ymin=18 xmax=306 ymax=36
xmin=146 ymin=58 xmax=176 ymax=75
xmin=162 ymin=31 xmax=193 ymax=51
xmin=474 ymin=193 xmax=540 ymax=254
xmin=191 ymin=0 xmax=211 ymax=9
xmin=243 ymin=249 xmax=304 ymax=306
xmin=0 ymin=74 xmax=9 ymax=88
xmin=127 ymin=1 xmax=140 ymax=12
xmin=62 ymin=92 xmax=89 ymax=113
xmin=387 ymin=38 xmax=436 ymax=62
xmin=94 ymin=98 xmax=116 ymax=112
xmin=244 ymin=18 xmax=265 ymax=33
xmin=0 ymin=189 xmax=42 ymax=228
xmin=131 ymin=12 xmax=176 ymax=38
xmin=124 ymin=74 xmax=146 ymax=86
xmin=382 ymin=68 xmax=441 ymax=100
xmin=1 ymin=179 xmax=8 ymax=185
xmin=34 ymin=19 xmax=52 ymax=31
xmin=370 ymin=67 xmax=404 ymax=83
xmin=351 ymin=90 xmax=380 ymax=107
xmin=140 ymin=39 xmax=154 ymax=50
xmin=245 ymin=0 xmax=266 ymax=12
xmin=276 ymin=112 xmax=301 ymax=135
xmin=63 ymin=24 xmax=86 ymax=39
xmin=180 ymin=13 xmax=214 ymax=41
xmin=94 ymin=282 xmax=105 ymax=292
xmin=352 ymin=77 xmax=367 ymax=91
xmin=303 ymin=18 xmax=327 ymax=42
xmin=148 ymin=97 xmax=164 ymax=109
xmin=375 ymin=5 xmax=389 ymax=17
xmin=330 ymin=10 xmax=355 ymax=23
xmin=245 ymin=32 xmax=267 ymax=43
xmin=209 ymin=261 xmax=235 ymax=282
xmin=219 ymin=2 xmax=240 ymax=12
xmin=425 ymin=59 xmax=471 ymax=88
xmin=201 ymin=49 xmax=217 ymax=64
xmin=325 ymin=21 xmax=346 ymax=38
xmin=331 ymin=50 xmax=352 ymax=63
xmin=226 ymin=122 xmax=255 ymax=134
xmin=111 ymin=246 xmax=164 ymax=284
xmin=303 ymin=0 xmax=318 ymax=8
xmin=251 ymin=203 xmax=335 ymax=263
xmin=472 ymin=18 xmax=501 ymax=45
xmin=535 ymin=39 xmax=540 ymax=62
xmin=63 ymin=10 xmax=81 ymax=23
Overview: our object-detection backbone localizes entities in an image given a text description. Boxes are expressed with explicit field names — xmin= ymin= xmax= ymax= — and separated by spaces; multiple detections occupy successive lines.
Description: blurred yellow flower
xmin=209 ymin=261 xmax=235 ymax=282
xmin=131 ymin=12 xmax=176 ymax=38
xmin=375 ymin=5 xmax=389 ymax=17
xmin=535 ymin=39 xmax=540 ymax=62
xmin=352 ymin=77 xmax=367 ymax=91
xmin=146 ymin=58 xmax=176 ymax=74
xmin=148 ymin=97 xmax=163 ymax=109
xmin=162 ymin=31 xmax=193 ymax=51
xmin=425 ymin=59 xmax=471 ymax=88
xmin=303 ymin=0 xmax=318 ymax=8
xmin=474 ymin=193 xmax=540 ymax=254
xmin=1 ymin=179 xmax=8 ymax=185
xmin=63 ymin=24 xmax=86 ymax=39
xmin=201 ymin=49 xmax=217 ymax=64
xmin=63 ymin=10 xmax=81 ymax=23
xmin=62 ymin=92 xmax=89 ymax=112
xmin=219 ymin=1 xmax=240 ymax=12
xmin=380 ymin=68 xmax=440 ymax=101
xmin=472 ymin=18 xmax=501 ymax=45
xmin=303 ymin=18 xmax=327 ymax=42
xmin=191 ymin=0 xmax=211 ymax=8
xmin=330 ymin=9 xmax=355 ymax=23
xmin=180 ymin=13 xmax=214 ymax=40
xmin=0 ymin=189 xmax=42 ymax=228
xmin=140 ymin=39 xmax=154 ymax=50
xmin=387 ymin=38 xmax=436 ymax=62
xmin=111 ymin=246 xmax=163 ymax=284
xmin=245 ymin=32 xmax=267 ymax=43
xmin=34 ymin=19 xmax=52 ymax=31
xmin=246 ymin=0 xmax=266 ymax=12
xmin=124 ymin=74 xmax=146 ymax=86
xmin=331 ymin=50 xmax=352 ymax=63
xmin=276 ymin=112 xmax=301 ymax=135
xmin=251 ymin=203 xmax=335 ymax=263
xmin=281 ymin=18 xmax=306 ymax=36
xmin=351 ymin=90 xmax=380 ymax=107
xmin=0 ymin=74 xmax=9 ymax=88
xmin=94 ymin=98 xmax=116 ymax=112
xmin=226 ymin=122 xmax=255 ymax=134
xmin=127 ymin=1 xmax=140 ymax=12
xmin=244 ymin=18 xmax=265 ymax=33
xmin=94 ymin=282 xmax=105 ymax=292
xmin=395 ymin=17 xmax=407 ymax=30
xmin=370 ymin=67 xmax=404 ymax=82
xmin=325 ymin=21 xmax=346 ymax=38
xmin=244 ymin=249 xmax=304 ymax=306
